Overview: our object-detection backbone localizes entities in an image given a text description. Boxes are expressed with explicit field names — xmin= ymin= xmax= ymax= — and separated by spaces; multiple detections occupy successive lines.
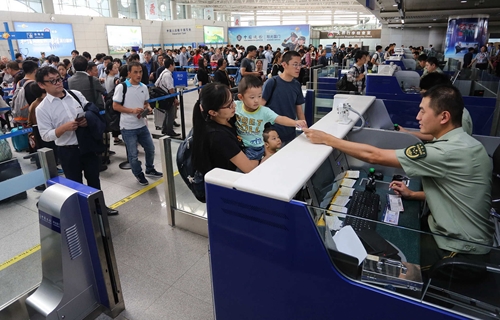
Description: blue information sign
xmin=173 ymin=71 xmax=188 ymax=88
xmin=1 ymin=31 xmax=51 ymax=40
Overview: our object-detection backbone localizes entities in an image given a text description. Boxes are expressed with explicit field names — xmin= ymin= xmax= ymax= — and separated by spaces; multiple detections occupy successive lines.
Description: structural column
xmin=109 ymin=0 xmax=119 ymax=18
xmin=170 ymin=0 xmax=177 ymax=19
xmin=41 ymin=0 xmax=55 ymax=14
xmin=137 ymin=0 xmax=146 ymax=20
xmin=185 ymin=4 xmax=191 ymax=19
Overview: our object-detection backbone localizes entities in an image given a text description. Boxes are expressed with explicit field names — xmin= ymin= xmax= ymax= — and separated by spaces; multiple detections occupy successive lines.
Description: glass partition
xmin=308 ymin=205 xmax=500 ymax=320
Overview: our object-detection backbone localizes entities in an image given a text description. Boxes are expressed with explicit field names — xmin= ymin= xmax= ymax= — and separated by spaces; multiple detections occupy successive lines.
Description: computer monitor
xmin=306 ymin=150 xmax=350 ymax=209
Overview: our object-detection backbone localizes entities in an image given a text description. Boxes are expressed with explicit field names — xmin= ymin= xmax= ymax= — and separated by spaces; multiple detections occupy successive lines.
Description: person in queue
xmin=303 ymin=85 xmax=493 ymax=278
xmin=398 ymin=72 xmax=473 ymax=139
xmin=192 ymin=83 xmax=259 ymax=175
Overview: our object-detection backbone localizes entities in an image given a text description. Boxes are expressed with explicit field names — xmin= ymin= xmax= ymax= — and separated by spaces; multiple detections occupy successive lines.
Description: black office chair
xmin=422 ymin=143 xmax=500 ymax=318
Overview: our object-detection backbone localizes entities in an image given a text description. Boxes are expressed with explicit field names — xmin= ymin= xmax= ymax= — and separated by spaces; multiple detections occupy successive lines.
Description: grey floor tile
xmin=0 ymin=250 xmax=41 ymax=307
xmin=0 ymin=221 xmax=40 ymax=263
xmin=142 ymin=287 xmax=214 ymax=320
xmin=116 ymin=262 xmax=170 ymax=320
xmin=0 ymin=202 xmax=38 ymax=242
xmin=172 ymin=253 xmax=213 ymax=304
xmin=12 ymin=188 xmax=43 ymax=213
xmin=112 ymin=215 xmax=208 ymax=285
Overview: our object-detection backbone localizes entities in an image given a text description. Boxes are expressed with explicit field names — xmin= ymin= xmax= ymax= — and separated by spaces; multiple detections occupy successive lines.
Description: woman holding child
xmin=192 ymin=83 xmax=259 ymax=174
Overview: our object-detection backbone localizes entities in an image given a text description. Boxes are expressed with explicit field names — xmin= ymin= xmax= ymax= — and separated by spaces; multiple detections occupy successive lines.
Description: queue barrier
xmin=0 ymin=148 xmax=125 ymax=319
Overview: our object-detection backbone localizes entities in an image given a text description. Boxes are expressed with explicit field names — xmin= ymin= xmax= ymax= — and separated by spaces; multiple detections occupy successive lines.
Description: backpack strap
xmin=67 ymin=90 xmax=82 ymax=106
xmin=121 ymin=83 xmax=127 ymax=105
xmin=265 ymin=76 xmax=278 ymax=104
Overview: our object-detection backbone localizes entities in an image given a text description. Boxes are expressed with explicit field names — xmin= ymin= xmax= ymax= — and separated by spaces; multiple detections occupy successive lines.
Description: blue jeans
xmin=121 ymin=125 xmax=156 ymax=176
xmin=244 ymin=146 xmax=265 ymax=160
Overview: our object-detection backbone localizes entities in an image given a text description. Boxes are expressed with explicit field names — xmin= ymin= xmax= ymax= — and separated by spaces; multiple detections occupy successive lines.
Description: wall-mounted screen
xmin=106 ymin=25 xmax=143 ymax=55
xmin=13 ymin=22 xmax=76 ymax=57
xmin=204 ymin=26 xmax=225 ymax=44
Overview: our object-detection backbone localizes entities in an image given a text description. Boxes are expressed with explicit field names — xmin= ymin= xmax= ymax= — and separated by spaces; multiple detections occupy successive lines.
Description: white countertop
xmin=205 ymin=95 xmax=376 ymax=202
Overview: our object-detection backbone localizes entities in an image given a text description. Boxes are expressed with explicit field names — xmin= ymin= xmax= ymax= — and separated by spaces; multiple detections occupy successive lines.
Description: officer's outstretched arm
xmin=303 ymin=128 xmax=402 ymax=168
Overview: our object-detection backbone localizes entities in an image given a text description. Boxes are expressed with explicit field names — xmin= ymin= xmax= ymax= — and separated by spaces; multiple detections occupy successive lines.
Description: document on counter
xmin=329 ymin=204 xmax=348 ymax=214
xmin=388 ymin=194 xmax=404 ymax=212
xmin=383 ymin=209 xmax=400 ymax=225
xmin=333 ymin=225 xmax=367 ymax=265
xmin=331 ymin=195 xmax=350 ymax=207
xmin=338 ymin=187 xmax=354 ymax=197
xmin=340 ymin=178 xmax=357 ymax=188
xmin=345 ymin=170 xmax=360 ymax=179
xmin=325 ymin=214 xmax=345 ymax=231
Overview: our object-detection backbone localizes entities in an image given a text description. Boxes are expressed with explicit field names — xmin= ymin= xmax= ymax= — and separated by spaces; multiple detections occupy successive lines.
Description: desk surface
xmin=353 ymin=172 xmax=422 ymax=264
xmin=321 ymin=171 xmax=422 ymax=265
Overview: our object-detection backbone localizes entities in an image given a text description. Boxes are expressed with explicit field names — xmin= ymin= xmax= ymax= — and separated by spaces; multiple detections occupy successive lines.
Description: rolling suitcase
xmin=10 ymin=126 xmax=29 ymax=152
xmin=154 ymin=108 xmax=165 ymax=131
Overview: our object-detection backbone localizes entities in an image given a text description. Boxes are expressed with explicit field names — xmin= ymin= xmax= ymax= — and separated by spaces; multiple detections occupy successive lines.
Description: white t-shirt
xmin=113 ymin=79 xmax=149 ymax=130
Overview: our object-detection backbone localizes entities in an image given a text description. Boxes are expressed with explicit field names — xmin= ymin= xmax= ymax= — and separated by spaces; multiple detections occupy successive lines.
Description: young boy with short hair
xmin=236 ymin=75 xmax=307 ymax=160
xmin=262 ymin=127 xmax=281 ymax=161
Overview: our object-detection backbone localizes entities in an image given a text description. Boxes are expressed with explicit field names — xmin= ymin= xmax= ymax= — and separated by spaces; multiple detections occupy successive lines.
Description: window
xmin=4 ymin=0 xmax=43 ymax=13
xmin=118 ymin=0 xmax=138 ymax=19
xmin=176 ymin=4 xmax=186 ymax=19
xmin=145 ymin=0 xmax=171 ymax=20
xmin=53 ymin=0 xmax=110 ymax=17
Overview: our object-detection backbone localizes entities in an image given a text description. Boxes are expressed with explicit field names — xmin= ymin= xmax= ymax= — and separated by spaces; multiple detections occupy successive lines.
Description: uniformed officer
xmin=303 ymin=84 xmax=494 ymax=276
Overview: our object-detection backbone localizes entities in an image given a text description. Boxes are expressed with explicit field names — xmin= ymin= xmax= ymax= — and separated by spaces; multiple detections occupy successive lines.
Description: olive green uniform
xmin=395 ymin=127 xmax=493 ymax=255
xmin=462 ymin=108 xmax=473 ymax=135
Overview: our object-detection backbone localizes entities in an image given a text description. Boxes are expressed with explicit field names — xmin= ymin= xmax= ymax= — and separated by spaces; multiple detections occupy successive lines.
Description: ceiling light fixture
xmin=393 ymin=4 xmax=397 ymax=6
xmin=461 ymin=0 xmax=467 ymax=2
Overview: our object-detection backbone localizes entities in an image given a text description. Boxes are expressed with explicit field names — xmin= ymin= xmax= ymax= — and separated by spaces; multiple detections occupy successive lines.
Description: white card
xmin=340 ymin=178 xmax=356 ymax=188
xmin=388 ymin=194 xmax=404 ymax=212
xmin=384 ymin=209 xmax=400 ymax=225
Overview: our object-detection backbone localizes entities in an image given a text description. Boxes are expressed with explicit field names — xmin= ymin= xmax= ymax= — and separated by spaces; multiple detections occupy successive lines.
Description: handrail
xmin=0 ymin=127 xmax=32 ymax=140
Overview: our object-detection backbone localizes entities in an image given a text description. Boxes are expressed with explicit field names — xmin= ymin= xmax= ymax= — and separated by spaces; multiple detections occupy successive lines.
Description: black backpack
xmin=104 ymin=83 xmax=126 ymax=132
xmin=176 ymin=129 xmax=206 ymax=203
xmin=336 ymin=74 xmax=358 ymax=93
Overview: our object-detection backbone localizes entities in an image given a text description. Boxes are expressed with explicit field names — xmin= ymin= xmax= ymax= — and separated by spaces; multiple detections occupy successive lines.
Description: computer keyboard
xmin=344 ymin=190 xmax=380 ymax=231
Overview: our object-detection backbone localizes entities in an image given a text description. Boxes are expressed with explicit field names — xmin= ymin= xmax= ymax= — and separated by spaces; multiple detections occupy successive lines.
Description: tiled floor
xmin=0 ymin=87 xmax=214 ymax=319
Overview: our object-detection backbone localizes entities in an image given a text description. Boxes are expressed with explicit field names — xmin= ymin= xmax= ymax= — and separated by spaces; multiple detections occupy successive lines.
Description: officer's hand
xmin=390 ymin=181 xmax=412 ymax=198
xmin=303 ymin=128 xmax=332 ymax=145
xmin=64 ymin=120 xmax=79 ymax=132
xmin=132 ymin=108 xmax=143 ymax=115
xmin=77 ymin=118 xmax=88 ymax=127
xmin=397 ymin=125 xmax=409 ymax=133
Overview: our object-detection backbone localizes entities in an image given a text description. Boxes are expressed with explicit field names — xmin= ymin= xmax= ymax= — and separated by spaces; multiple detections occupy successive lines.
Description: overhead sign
xmin=1 ymin=31 xmax=51 ymax=40
xmin=320 ymin=30 xmax=381 ymax=39
xmin=228 ymin=25 xmax=310 ymax=50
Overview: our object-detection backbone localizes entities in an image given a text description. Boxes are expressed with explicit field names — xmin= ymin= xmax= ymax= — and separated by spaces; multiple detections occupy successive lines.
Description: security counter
xmin=205 ymin=95 xmax=500 ymax=320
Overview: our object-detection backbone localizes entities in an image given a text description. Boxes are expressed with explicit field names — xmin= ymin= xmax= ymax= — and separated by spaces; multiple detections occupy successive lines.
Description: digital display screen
xmin=106 ymin=25 xmax=143 ymax=54
xmin=204 ymin=26 xmax=225 ymax=44
xmin=13 ymin=22 xmax=76 ymax=57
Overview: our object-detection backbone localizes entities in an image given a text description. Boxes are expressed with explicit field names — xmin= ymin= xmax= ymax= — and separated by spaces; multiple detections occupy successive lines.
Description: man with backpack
xmin=35 ymin=66 xmax=118 ymax=216
xmin=11 ymin=60 xmax=39 ymax=125
xmin=69 ymin=56 xmax=105 ymax=110
xmin=112 ymin=62 xmax=163 ymax=186
xmin=155 ymin=59 xmax=179 ymax=137
xmin=260 ymin=51 xmax=306 ymax=145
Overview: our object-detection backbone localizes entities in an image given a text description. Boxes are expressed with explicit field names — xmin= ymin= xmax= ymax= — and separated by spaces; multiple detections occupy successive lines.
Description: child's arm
xmin=275 ymin=116 xmax=308 ymax=129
